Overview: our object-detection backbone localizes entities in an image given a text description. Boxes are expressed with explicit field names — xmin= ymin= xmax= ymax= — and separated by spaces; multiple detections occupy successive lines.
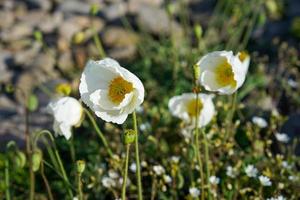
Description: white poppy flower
xmin=79 ymin=58 xmax=144 ymax=124
xmin=245 ymin=165 xmax=258 ymax=178
xmin=196 ymin=51 xmax=247 ymax=95
xmin=237 ymin=51 xmax=250 ymax=73
xmin=209 ymin=176 xmax=220 ymax=185
xmin=252 ymin=116 xmax=268 ymax=128
xmin=47 ymin=97 xmax=83 ymax=140
xmin=153 ymin=165 xmax=165 ymax=176
xmin=189 ymin=187 xmax=200 ymax=198
xmin=168 ymin=93 xmax=215 ymax=127
xmin=259 ymin=175 xmax=272 ymax=186
xmin=275 ymin=132 xmax=290 ymax=143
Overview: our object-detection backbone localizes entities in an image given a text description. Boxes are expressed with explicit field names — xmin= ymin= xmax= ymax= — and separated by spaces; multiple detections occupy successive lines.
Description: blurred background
xmin=0 ymin=0 xmax=299 ymax=148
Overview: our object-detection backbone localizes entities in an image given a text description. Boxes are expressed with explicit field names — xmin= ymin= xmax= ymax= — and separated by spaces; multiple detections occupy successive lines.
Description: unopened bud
xmin=15 ymin=151 xmax=26 ymax=169
xmin=193 ymin=64 xmax=200 ymax=82
xmin=55 ymin=83 xmax=72 ymax=96
xmin=123 ymin=129 xmax=136 ymax=145
xmin=194 ymin=24 xmax=203 ymax=40
xmin=32 ymin=149 xmax=42 ymax=172
xmin=77 ymin=160 xmax=86 ymax=174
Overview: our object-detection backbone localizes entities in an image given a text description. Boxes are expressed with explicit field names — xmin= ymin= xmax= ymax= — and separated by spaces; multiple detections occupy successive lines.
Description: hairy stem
xmin=122 ymin=144 xmax=130 ymax=200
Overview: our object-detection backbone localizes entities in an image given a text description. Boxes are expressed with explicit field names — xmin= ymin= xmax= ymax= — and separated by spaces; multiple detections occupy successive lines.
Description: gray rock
xmin=27 ymin=0 xmax=52 ymax=11
xmin=59 ymin=0 xmax=91 ymax=15
xmin=1 ymin=22 xmax=33 ymax=42
xmin=14 ymin=43 xmax=42 ymax=68
xmin=0 ymin=10 xmax=15 ymax=29
xmin=59 ymin=16 xmax=91 ymax=41
xmin=0 ymin=51 xmax=13 ymax=83
xmin=136 ymin=5 xmax=183 ymax=36
xmin=58 ymin=51 xmax=74 ymax=73
xmin=31 ymin=52 xmax=56 ymax=74
xmin=128 ymin=0 xmax=163 ymax=13
xmin=102 ymin=2 xmax=127 ymax=20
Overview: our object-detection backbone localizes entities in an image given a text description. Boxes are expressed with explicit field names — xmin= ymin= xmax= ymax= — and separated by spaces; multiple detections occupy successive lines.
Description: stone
xmin=1 ymin=22 xmax=33 ymax=42
xmin=58 ymin=51 xmax=74 ymax=73
xmin=59 ymin=0 xmax=91 ymax=15
xmin=59 ymin=16 xmax=91 ymax=41
xmin=0 ymin=50 xmax=13 ymax=83
xmin=136 ymin=5 xmax=183 ymax=36
xmin=102 ymin=2 xmax=127 ymax=20
xmin=0 ymin=10 xmax=15 ymax=29
xmin=14 ymin=42 xmax=42 ymax=68
xmin=26 ymin=0 xmax=52 ymax=11
xmin=128 ymin=0 xmax=163 ymax=13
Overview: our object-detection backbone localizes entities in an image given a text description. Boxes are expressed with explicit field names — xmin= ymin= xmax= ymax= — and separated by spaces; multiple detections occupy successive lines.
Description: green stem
xmin=84 ymin=108 xmax=114 ymax=158
xmin=34 ymin=130 xmax=73 ymax=198
xmin=201 ymin=128 xmax=211 ymax=200
xmin=133 ymin=111 xmax=143 ymax=200
xmin=194 ymin=93 xmax=205 ymax=200
xmin=77 ymin=173 xmax=83 ymax=200
xmin=40 ymin=161 xmax=54 ymax=200
xmin=224 ymin=92 xmax=238 ymax=141
xmin=91 ymin=17 xmax=106 ymax=58
xmin=122 ymin=144 xmax=130 ymax=200
xmin=5 ymin=158 xmax=10 ymax=200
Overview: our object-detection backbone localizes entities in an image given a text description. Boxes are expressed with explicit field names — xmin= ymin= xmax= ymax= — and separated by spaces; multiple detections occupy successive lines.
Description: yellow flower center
xmin=186 ymin=99 xmax=203 ymax=117
xmin=108 ymin=76 xmax=133 ymax=104
xmin=215 ymin=59 xmax=237 ymax=87
xmin=238 ymin=51 xmax=249 ymax=62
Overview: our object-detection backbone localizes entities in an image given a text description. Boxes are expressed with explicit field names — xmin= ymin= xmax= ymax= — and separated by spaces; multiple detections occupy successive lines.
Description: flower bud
xmin=55 ymin=83 xmax=72 ymax=96
xmin=194 ymin=24 xmax=203 ymax=40
xmin=76 ymin=160 xmax=86 ymax=174
xmin=32 ymin=149 xmax=42 ymax=172
xmin=123 ymin=129 xmax=136 ymax=145
xmin=14 ymin=151 xmax=26 ymax=169
xmin=193 ymin=64 xmax=200 ymax=82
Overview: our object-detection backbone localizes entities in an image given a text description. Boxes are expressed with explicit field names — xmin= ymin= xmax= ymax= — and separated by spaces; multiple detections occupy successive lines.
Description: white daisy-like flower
xmin=189 ymin=187 xmax=200 ymax=198
xmin=47 ymin=97 xmax=83 ymax=140
xmin=259 ymin=175 xmax=272 ymax=186
xmin=153 ymin=165 xmax=165 ymax=176
xmin=252 ymin=116 xmax=268 ymax=128
xmin=209 ymin=176 xmax=220 ymax=185
xmin=102 ymin=177 xmax=116 ymax=188
xmin=275 ymin=132 xmax=290 ymax=143
xmin=245 ymin=165 xmax=258 ymax=178
xmin=226 ymin=166 xmax=238 ymax=178
xmin=163 ymin=175 xmax=172 ymax=183
xmin=129 ymin=163 xmax=137 ymax=172
xmin=79 ymin=58 xmax=144 ymax=124
xmin=196 ymin=51 xmax=247 ymax=95
xmin=139 ymin=122 xmax=151 ymax=131
xmin=168 ymin=93 xmax=215 ymax=127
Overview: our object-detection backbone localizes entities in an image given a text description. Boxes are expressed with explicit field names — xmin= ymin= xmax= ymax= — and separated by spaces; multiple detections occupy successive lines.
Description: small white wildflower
xmin=226 ymin=166 xmax=237 ymax=178
xmin=288 ymin=175 xmax=298 ymax=181
xmin=141 ymin=161 xmax=148 ymax=167
xmin=209 ymin=176 xmax=220 ymax=185
xmin=171 ymin=156 xmax=180 ymax=164
xmin=136 ymin=105 xmax=144 ymax=114
xmin=73 ymin=198 xmax=78 ymax=200
xmin=102 ymin=177 xmax=116 ymax=188
xmin=163 ymin=175 xmax=172 ymax=183
xmin=108 ymin=170 xmax=119 ymax=179
xmin=252 ymin=116 xmax=268 ymax=128
xmin=282 ymin=161 xmax=292 ymax=170
xmin=287 ymin=79 xmax=298 ymax=88
xmin=118 ymin=177 xmax=131 ymax=186
xmin=130 ymin=163 xmax=137 ymax=172
xmin=259 ymin=175 xmax=272 ymax=186
xmin=245 ymin=165 xmax=258 ymax=178
xmin=189 ymin=187 xmax=200 ymax=198
xmin=275 ymin=133 xmax=290 ymax=143
xmin=153 ymin=165 xmax=165 ymax=176
xmin=266 ymin=195 xmax=286 ymax=200
xmin=162 ymin=185 xmax=167 ymax=192
xmin=139 ymin=122 xmax=151 ymax=131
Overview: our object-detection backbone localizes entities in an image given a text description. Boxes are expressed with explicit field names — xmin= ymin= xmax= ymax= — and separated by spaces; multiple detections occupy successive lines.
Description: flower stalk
xmin=133 ymin=111 xmax=143 ymax=200
xmin=122 ymin=144 xmax=130 ymax=200
xmin=5 ymin=158 xmax=10 ymax=200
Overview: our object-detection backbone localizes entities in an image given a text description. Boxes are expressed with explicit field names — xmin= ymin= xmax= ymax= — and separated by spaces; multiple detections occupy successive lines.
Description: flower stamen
xmin=108 ymin=76 xmax=133 ymax=104
xmin=186 ymin=99 xmax=203 ymax=117
xmin=215 ymin=59 xmax=237 ymax=87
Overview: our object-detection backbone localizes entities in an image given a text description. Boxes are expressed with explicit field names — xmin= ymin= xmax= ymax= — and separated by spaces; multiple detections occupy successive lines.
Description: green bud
xmin=32 ymin=149 xmax=42 ymax=172
xmin=33 ymin=31 xmax=43 ymax=43
xmin=14 ymin=151 xmax=26 ymax=169
xmin=27 ymin=94 xmax=39 ymax=112
xmin=123 ymin=129 xmax=136 ymax=145
xmin=194 ymin=24 xmax=203 ymax=40
xmin=76 ymin=160 xmax=86 ymax=174
xmin=73 ymin=32 xmax=85 ymax=44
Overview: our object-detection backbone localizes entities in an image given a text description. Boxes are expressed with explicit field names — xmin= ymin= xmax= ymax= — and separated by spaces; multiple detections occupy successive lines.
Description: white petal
xmin=168 ymin=93 xmax=194 ymax=122
xmin=198 ymin=94 xmax=215 ymax=127
xmin=200 ymin=70 xmax=220 ymax=91
xmin=196 ymin=51 xmax=233 ymax=72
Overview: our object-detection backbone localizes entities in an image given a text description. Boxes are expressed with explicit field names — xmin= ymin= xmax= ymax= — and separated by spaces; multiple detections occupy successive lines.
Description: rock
xmin=14 ymin=43 xmax=42 ymax=68
xmin=58 ymin=51 xmax=74 ymax=73
xmin=1 ymin=22 xmax=33 ymax=42
xmin=0 ymin=51 xmax=13 ymax=83
xmin=15 ymin=72 xmax=36 ymax=104
xmin=31 ymin=53 xmax=56 ymax=74
xmin=59 ymin=16 xmax=91 ymax=41
xmin=128 ymin=0 xmax=163 ymax=13
xmin=26 ymin=0 xmax=52 ymax=11
xmin=59 ymin=1 xmax=91 ymax=15
xmin=0 ymin=10 xmax=15 ymax=29
xmin=136 ymin=5 xmax=183 ymax=36
xmin=103 ymin=27 xmax=139 ymax=47
xmin=103 ymin=27 xmax=139 ymax=60
xmin=102 ymin=2 xmax=127 ymax=20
